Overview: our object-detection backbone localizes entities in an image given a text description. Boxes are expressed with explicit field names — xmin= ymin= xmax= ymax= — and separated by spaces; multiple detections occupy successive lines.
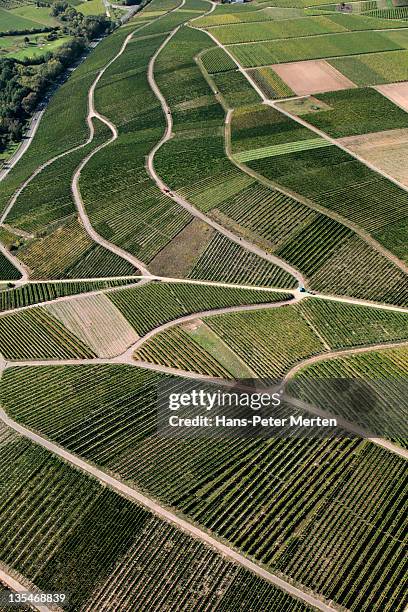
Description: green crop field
xmin=204 ymin=13 xmax=408 ymax=45
xmin=134 ymin=325 xmax=234 ymax=377
xmin=0 ymin=307 xmax=95 ymax=359
xmin=0 ymin=279 xmax=135 ymax=312
xmin=289 ymin=344 xmax=408 ymax=445
xmin=133 ymin=296 xmax=408 ymax=377
xmin=0 ymin=21 xmax=142 ymax=216
xmin=205 ymin=305 xmax=325 ymax=377
xmin=232 ymin=103 xmax=408 ymax=266
xmin=297 ymin=298 xmax=408 ymax=348
xmin=8 ymin=118 xmax=111 ymax=234
xmin=109 ymin=282 xmax=292 ymax=335
xmin=0 ymin=6 xmax=55 ymax=31
xmin=3 ymin=4 xmax=59 ymax=27
xmin=234 ymin=138 xmax=333 ymax=162
xmin=1 ymin=0 xmax=407 ymax=606
xmin=210 ymin=69 xmax=260 ymax=107
xmin=329 ymin=49 xmax=408 ymax=85
xmin=2 ymin=365 xmax=406 ymax=611
xmin=0 ymin=422 xmax=308 ymax=611
xmin=302 ymin=87 xmax=408 ymax=138
xmin=200 ymin=46 xmax=237 ymax=73
xmin=16 ymin=217 xmax=138 ymax=279
xmin=188 ymin=233 xmax=297 ymax=287
xmin=247 ymin=66 xmax=294 ymax=98
xmin=229 ymin=30 xmax=408 ymax=66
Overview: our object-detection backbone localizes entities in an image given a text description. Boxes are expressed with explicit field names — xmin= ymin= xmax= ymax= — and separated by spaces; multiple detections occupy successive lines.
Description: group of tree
xmin=0 ymin=26 xmax=57 ymax=37
xmin=51 ymin=2 xmax=112 ymax=40
xmin=0 ymin=3 xmax=113 ymax=153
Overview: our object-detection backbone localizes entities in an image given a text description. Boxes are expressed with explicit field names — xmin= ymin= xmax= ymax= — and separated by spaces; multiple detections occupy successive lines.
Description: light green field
xmin=234 ymin=138 xmax=333 ymax=162
xmin=77 ymin=0 xmax=106 ymax=16
xmin=2 ymin=33 xmax=71 ymax=59
xmin=5 ymin=5 xmax=59 ymax=27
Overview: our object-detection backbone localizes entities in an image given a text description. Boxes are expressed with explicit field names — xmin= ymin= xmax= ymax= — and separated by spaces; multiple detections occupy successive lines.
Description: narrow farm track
xmin=284 ymin=338 xmax=408 ymax=382
xmin=116 ymin=295 xmax=299 ymax=358
xmin=0 ymin=405 xmax=341 ymax=612
xmin=0 ymin=3 xmax=188 ymax=280
xmin=197 ymin=26 xmax=408 ymax=278
xmin=146 ymin=20 xmax=304 ymax=287
xmin=0 ymin=568 xmax=56 ymax=612
xmin=3 ymin=348 xmax=408 ymax=459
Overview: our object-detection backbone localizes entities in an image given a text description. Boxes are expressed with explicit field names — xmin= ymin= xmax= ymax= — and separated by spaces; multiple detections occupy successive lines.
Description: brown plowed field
xmin=271 ymin=60 xmax=356 ymax=95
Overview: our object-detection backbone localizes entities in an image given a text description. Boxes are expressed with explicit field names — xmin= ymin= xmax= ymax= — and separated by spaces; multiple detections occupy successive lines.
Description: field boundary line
xmin=0 ymin=404 xmax=342 ymax=612
xmin=114 ymin=294 xmax=298 ymax=358
xmin=146 ymin=19 xmax=303 ymax=286
xmin=195 ymin=25 xmax=408 ymax=280
xmin=3 ymin=352 xmax=407 ymax=459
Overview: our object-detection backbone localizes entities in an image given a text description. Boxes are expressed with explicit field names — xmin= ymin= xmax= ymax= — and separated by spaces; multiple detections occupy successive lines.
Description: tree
xmin=23 ymin=36 xmax=30 ymax=45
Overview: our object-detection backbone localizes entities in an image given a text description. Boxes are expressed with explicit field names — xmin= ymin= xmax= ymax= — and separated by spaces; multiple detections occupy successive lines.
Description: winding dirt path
xmin=284 ymin=338 xmax=408 ymax=383
xmin=3 ymin=343 xmax=407 ymax=460
xmin=145 ymin=18 xmax=304 ymax=287
xmin=115 ymin=294 xmax=298 ymax=358
xmin=0 ymin=10 xmax=186 ymax=280
xmin=71 ymin=29 xmax=151 ymax=276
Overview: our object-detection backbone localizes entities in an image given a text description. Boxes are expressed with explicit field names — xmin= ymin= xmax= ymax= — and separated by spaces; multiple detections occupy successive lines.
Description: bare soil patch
xmin=271 ymin=60 xmax=356 ymax=96
xmin=375 ymin=82 xmax=408 ymax=112
xmin=149 ymin=218 xmax=214 ymax=277
xmin=339 ymin=127 xmax=408 ymax=187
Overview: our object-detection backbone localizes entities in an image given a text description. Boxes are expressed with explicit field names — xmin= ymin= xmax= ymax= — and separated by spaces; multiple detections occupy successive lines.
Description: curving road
xmin=71 ymin=29 xmax=151 ymax=276
xmin=145 ymin=23 xmax=304 ymax=287
xmin=0 ymin=110 xmax=45 ymax=184
xmin=0 ymin=405 xmax=340 ymax=612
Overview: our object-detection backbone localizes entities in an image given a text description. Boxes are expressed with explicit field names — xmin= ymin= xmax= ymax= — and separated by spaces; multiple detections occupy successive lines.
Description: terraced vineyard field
xmin=301 ymin=87 xmax=408 ymax=138
xmin=132 ymin=297 xmax=408 ymax=375
xmin=1 ymin=0 xmax=407 ymax=607
xmin=7 ymin=119 xmax=111 ymax=234
xmin=229 ymin=30 xmax=408 ymax=67
xmin=289 ymin=344 xmax=408 ymax=445
xmin=109 ymin=281 xmax=293 ymax=335
xmin=2 ymin=365 xmax=406 ymax=611
xmin=232 ymin=103 xmax=408 ymax=268
xmin=204 ymin=13 xmax=408 ymax=45
xmin=247 ymin=66 xmax=294 ymax=98
xmin=329 ymin=49 xmax=408 ymax=85
xmin=0 ymin=422 xmax=309 ymax=612
xmin=0 ymin=21 xmax=141 ymax=213
xmin=0 ymin=278 xmax=135 ymax=312
xmin=16 ymin=217 xmax=138 ymax=279
xmin=0 ymin=307 xmax=95 ymax=359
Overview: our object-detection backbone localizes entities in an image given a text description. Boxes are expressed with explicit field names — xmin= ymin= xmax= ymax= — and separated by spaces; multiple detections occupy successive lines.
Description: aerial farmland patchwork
xmin=0 ymin=0 xmax=407 ymax=609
